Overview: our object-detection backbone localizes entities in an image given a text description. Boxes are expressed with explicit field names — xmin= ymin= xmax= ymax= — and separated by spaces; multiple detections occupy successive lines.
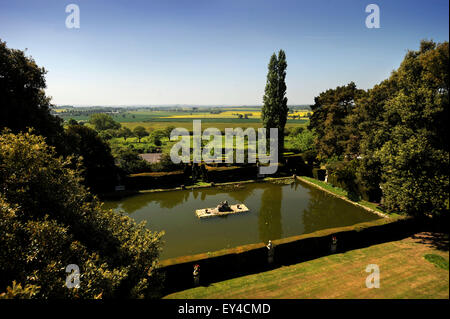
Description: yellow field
xmin=164 ymin=110 xmax=311 ymax=119
xmin=52 ymin=108 xmax=68 ymax=113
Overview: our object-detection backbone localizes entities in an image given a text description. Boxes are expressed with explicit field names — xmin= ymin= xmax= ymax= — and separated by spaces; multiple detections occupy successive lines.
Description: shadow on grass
xmin=412 ymin=232 xmax=449 ymax=252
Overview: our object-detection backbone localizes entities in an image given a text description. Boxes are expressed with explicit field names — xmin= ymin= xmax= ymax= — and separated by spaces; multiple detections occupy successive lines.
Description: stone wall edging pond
xmin=157 ymin=215 xmax=418 ymax=295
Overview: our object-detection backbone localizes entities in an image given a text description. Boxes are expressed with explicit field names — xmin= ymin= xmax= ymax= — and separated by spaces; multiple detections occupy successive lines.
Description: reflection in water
xmin=121 ymin=190 xmax=190 ymax=213
xmin=103 ymin=181 xmax=381 ymax=259
xmin=302 ymin=190 xmax=339 ymax=234
xmin=226 ymin=185 xmax=255 ymax=203
xmin=301 ymin=187 xmax=375 ymax=234
xmin=258 ymin=185 xmax=282 ymax=243
xmin=119 ymin=195 xmax=151 ymax=213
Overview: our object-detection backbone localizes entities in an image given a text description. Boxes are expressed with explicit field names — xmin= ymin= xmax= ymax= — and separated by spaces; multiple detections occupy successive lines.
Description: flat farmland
xmin=119 ymin=120 xmax=308 ymax=132
xmin=53 ymin=107 xmax=310 ymax=131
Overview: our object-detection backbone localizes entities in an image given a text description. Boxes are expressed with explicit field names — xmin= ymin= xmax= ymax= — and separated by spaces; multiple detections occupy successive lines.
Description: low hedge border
xmin=136 ymin=176 xmax=295 ymax=194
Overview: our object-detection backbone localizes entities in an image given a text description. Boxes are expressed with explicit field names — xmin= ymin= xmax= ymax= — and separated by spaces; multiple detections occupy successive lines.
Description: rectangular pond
xmin=103 ymin=180 xmax=381 ymax=260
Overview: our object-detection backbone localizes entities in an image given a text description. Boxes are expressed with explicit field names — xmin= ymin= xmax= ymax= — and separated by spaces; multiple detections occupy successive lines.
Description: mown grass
xmin=424 ymin=254 xmax=449 ymax=270
xmin=164 ymin=233 xmax=449 ymax=299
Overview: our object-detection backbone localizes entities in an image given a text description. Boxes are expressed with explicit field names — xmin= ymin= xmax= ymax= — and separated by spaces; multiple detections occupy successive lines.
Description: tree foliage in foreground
xmin=0 ymin=40 xmax=64 ymax=149
xmin=0 ymin=131 xmax=164 ymax=298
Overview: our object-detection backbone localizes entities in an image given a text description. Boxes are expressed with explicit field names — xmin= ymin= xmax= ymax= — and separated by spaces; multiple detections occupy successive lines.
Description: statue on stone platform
xmin=217 ymin=200 xmax=232 ymax=212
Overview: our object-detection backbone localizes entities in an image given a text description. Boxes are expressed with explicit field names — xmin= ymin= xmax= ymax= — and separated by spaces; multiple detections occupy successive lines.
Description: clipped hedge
xmin=205 ymin=165 xmax=257 ymax=182
xmin=312 ymin=168 xmax=326 ymax=181
xmin=284 ymin=154 xmax=313 ymax=176
xmin=125 ymin=170 xmax=189 ymax=190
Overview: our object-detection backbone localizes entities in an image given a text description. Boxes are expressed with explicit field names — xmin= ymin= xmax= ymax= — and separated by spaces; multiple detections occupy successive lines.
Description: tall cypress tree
xmin=262 ymin=50 xmax=288 ymax=160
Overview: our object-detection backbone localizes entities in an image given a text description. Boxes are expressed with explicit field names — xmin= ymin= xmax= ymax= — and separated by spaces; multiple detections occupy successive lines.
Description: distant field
xmin=53 ymin=107 xmax=311 ymax=129
xmin=66 ymin=106 xmax=310 ymax=154
xmin=119 ymin=121 xmax=308 ymax=132
xmin=165 ymin=232 xmax=449 ymax=299
xmin=164 ymin=110 xmax=311 ymax=119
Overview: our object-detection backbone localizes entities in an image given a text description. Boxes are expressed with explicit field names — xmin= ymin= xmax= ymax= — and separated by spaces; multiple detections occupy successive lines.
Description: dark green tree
xmin=336 ymin=40 xmax=448 ymax=216
xmin=112 ymin=146 xmax=150 ymax=174
xmin=63 ymin=124 xmax=118 ymax=193
xmin=163 ymin=125 xmax=176 ymax=138
xmin=262 ymin=50 xmax=288 ymax=159
xmin=149 ymin=129 xmax=166 ymax=147
xmin=309 ymin=82 xmax=365 ymax=160
xmin=133 ymin=126 xmax=149 ymax=143
xmin=118 ymin=127 xmax=133 ymax=141
xmin=372 ymin=41 xmax=449 ymax=217
xmin=0 ymin=40 xmax=64 ymax=149
xmin=89 ymin=113 xmax=121 ymax=131
xmin=67 ymin=119 xmax=79 ymax=126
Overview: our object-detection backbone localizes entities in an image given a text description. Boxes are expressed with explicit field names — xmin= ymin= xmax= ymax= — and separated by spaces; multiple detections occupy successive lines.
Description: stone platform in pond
xmin=195 ymin=204 xmax=249 ymax=218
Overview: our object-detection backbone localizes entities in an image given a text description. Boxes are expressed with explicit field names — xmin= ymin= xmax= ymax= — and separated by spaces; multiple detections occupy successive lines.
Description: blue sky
xmin=0 ymin=0 xmax=448 ymax=106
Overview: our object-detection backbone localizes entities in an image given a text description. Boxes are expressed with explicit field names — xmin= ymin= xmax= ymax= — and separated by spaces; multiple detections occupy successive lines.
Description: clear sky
xmin=0 ymin=0 xmax=448 ymax=106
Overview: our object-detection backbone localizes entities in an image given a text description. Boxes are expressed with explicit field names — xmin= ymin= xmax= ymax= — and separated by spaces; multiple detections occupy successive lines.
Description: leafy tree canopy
xmin=133 ymin=126 xmax=149 ymax=143
xmin=89 ymin=113 xmax=121 ymax=131
xmin=310 ymin=40 xmax=449 ymax=217
xmin=0 ymin=131 xmax=163 ymax=298
xmin=0 ymin=40 xmax=64 ymax=148
xmin=309 ymin=82 xmax=365 ymax=160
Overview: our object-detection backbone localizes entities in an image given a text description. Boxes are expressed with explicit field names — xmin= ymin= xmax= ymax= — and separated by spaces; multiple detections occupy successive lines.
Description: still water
xmin=103 ymin=180 xmax=381 ymax=260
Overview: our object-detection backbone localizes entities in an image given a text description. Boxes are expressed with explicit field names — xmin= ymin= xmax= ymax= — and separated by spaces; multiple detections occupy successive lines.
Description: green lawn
xmin=164 ymin=232 xmax=449 ymax=299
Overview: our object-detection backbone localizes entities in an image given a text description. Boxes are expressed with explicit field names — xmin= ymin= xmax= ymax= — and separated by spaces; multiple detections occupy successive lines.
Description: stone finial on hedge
xmin=266 ymin=240 xmax=274 ymax=264
xmin=193 ymin=264 xmax=200 ymax=286
xmin=330 ymin=235 xmax=337 ymax=253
